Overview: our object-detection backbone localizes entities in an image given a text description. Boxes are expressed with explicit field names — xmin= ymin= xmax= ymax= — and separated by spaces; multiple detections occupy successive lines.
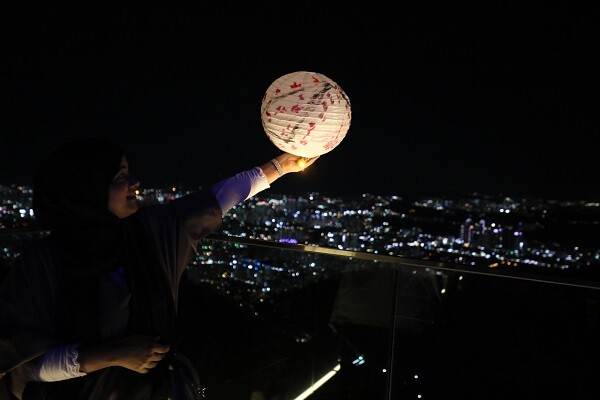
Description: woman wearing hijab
xmin=0 ymin=138 xmax=318 ymax=400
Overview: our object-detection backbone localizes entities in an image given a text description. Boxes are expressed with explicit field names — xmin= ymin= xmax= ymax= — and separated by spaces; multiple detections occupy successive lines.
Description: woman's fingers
xmin=113 ymin=335 xmax=171 ymax=373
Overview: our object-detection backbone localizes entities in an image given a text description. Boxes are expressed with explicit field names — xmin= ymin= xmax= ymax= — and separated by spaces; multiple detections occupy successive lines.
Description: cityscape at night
xmin=3 ymin=184 xmax=600 ymax=273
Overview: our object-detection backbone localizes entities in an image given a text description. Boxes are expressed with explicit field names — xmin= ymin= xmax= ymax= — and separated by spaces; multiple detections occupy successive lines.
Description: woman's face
xmin=108 ymin=156 xmax=140 ymax=218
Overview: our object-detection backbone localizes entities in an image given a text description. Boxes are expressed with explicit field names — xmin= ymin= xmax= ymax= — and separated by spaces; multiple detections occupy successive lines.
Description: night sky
xmin=2 ymin=5 xmax=596 ymax=200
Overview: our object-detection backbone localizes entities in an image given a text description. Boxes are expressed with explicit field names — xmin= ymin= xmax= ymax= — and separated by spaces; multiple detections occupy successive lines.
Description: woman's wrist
xmin=260 ymin=157 xmax=286 ymax=184
xmin=272 ymin=155 xmax=297 ymax=174
xmin=270 ymin=159 xmax=284 ymax=176
xmin=259 ymin=153 xmax=313 ymax=184
xmin=77 ymin=342 xmax=119 ymax=373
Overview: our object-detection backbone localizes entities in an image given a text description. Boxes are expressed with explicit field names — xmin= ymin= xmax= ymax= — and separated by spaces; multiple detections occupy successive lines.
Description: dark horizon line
xmin=1 ymin=181 xmax=599 ymax=203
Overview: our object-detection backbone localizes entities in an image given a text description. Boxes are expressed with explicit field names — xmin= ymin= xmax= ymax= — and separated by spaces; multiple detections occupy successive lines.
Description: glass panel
xmin=390 ymin=268 xmax=600 ymax=400
xmin=179 ymin=238 xmax=393 ymax=399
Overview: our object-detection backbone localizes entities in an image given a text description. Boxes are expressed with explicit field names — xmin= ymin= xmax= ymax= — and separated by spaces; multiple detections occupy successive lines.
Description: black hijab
xmin=29 ymin=138 xmax=175 ymax=399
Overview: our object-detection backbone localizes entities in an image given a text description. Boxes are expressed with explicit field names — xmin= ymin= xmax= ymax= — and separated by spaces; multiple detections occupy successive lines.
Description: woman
xmin=0 ymin=138 xmax=317 ymax=399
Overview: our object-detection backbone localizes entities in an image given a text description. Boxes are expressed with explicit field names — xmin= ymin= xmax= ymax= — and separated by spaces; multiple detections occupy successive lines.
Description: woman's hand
xmin=260 ymin=153 xmax=320 ymax=183
xmin=110 ymin=335 xmax=170 ymax=374
xmin=276 ymin=153 xmax=319 ymax=174
xmin=78 ymin=335 xmax=170 ymax=374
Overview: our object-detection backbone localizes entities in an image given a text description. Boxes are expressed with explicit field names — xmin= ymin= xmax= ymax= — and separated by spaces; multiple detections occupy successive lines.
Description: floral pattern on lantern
xmin=261 ymin=71 xmax=351 ymax=158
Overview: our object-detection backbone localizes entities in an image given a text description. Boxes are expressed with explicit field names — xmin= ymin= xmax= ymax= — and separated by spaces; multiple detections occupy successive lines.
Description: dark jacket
xmin=0 ymin=190 xmax=222 ymax=399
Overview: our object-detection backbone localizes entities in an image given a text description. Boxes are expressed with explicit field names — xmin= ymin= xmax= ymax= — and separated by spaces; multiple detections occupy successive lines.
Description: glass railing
xmin=182 ymin=233 xmax=600 ymax=399
xmin=2 ymin=230 xmax=599 ymax=399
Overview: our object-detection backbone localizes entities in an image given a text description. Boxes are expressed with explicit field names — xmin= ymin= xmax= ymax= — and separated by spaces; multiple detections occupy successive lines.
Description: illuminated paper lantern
xmin=261 ymin=71 xmax=351 ymax=158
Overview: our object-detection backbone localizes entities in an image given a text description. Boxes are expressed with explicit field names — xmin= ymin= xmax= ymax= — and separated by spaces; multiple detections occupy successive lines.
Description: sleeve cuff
xmin=31 ymin=343 xmax=87 ymax=382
